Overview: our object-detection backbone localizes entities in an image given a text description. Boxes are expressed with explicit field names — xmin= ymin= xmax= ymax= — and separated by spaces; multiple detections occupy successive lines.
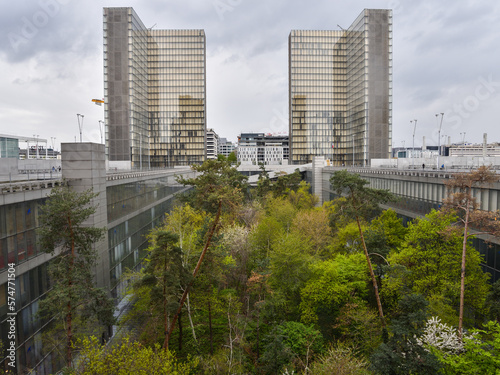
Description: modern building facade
xmin=218 ymin=138 xmax=236 ymax=157
xmin=237 ymin=133 xmax=289 ymax=165
xmin=289 ymin=9 xmax=392 ymax=166
xmin=0 ymin=143 xmax=193 ymax=373
xmin=104 ymin=7 xmax=206 ymax=169
xmin=206 ymin=128 xmax=219 ymax=160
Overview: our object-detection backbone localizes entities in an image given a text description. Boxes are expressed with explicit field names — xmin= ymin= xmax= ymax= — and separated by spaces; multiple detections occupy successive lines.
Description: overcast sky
xmin=1 ymin=0 xmax=499 ymax=152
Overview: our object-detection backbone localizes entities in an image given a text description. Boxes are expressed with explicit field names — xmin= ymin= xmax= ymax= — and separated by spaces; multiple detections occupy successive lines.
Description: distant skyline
xmin=1 ymin=0 xmax=500 ymax=152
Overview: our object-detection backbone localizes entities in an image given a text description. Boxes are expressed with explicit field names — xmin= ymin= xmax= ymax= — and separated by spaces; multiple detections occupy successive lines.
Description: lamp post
xmin=77 ymin=114 xmax=84 ymax=142
xmin=98 ymin=120 xmax=104 ymax=144
xmin=411 ymin=119 xmax=417 ymax=169
xmin=436 ymin=113 xmax=444 ymax=169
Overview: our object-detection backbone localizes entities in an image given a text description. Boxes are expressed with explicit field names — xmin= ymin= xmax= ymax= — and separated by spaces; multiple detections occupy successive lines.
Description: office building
xmin=218 ymin=138 xmax=236 ymax=157
xmin=104 ymin=7 xmax=206 ymax=169
xmin=206 ymin=128 xmax=219 ymax=159
xmin=289 ymin=9 xmax=392 ymax=165
xmin=237 ymin=133 xmax=289 ymax=165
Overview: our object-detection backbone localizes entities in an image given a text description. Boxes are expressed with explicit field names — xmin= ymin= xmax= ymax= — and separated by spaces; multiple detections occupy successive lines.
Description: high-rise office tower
xmin=104 ymin=7 xmax=206 ymax=169
xmin=289 ymin=9 xmax=392 ymax=166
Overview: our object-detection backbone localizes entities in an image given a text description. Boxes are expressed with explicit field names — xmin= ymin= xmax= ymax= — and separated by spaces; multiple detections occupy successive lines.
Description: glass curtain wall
xmin=289 ymin=30 xmax=346 ymax=165
xmin=289 ymin=9 xmax=392 ymax=166
xmin=148 ymin=30 xmax=206 ymax=167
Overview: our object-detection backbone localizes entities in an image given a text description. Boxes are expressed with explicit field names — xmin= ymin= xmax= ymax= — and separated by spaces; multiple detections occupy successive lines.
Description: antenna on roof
xmin=149 ymin=23 xmax=157 ymax=30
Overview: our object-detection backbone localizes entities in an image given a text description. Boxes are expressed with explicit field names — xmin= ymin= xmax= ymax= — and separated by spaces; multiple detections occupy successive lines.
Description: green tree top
xmin=176 ymin=158 xmax=248 ymax=216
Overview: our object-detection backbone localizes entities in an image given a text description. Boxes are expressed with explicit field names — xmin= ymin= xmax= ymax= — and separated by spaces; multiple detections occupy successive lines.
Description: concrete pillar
xmin=61 ymin=143 xmax=110 ymax=290
xmin=312 ymin=156 xmax=325 ymax=206
xmin=483 ymin=133 xmax=488 ymax=158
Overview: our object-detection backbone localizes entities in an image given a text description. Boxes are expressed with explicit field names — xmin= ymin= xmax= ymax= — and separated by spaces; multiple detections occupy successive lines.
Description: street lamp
xmin=77 ymin=114 xmax=84 ymax=142
xmin=411 ymin=119 xmax=417 ymax=169
xmin=98 ymin=120 xmax=104 ymax=144
xmin=436 ymin=113 xmax=444 ymax=169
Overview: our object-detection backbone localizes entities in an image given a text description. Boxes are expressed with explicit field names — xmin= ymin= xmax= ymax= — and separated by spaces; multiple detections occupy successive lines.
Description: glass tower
xmin=104 ymin=8 xmax=206 ymax=169
xmin=289 ymin=9 xmax=392 ymax=166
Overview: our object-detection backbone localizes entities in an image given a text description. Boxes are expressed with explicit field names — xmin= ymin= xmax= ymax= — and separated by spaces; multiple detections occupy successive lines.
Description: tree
xmin=272 ymin=169 xmax=302 ymax=197
xmin=71 ymin=336 xmax=198 ymax=374
xmin=370 ymin=294 xmax=442 ymax=375
xmin=428 ymin=321 xmax=500 ymax=374
xmin=384 ymin=210 xmax=490 ymax=325
xmin=291 ymin=207 xmax=332 ymax=257
xmin=166 ymin=159 xmax=248 ymax=350
xmin=299 ymin=253 xmax=369 ymax=334
xmin=442 ymin=166 xmax=500 ymax=336
xmin=309 ymin=344 xmax=370 ymax=375
xmin=259 ymin=321 xmax=323 ymax=374
xmin=137 ymin=230 xmax=191 ymax=350
xmin=37 ymin=185 xmax=115 ymax=367
xmin=287 ymin=180 xmax=319 ymax=210
xmin=227 ymin=151 xmax=237 ymax=163
xmin=364 ymin=209 xmax=407 ymax=266
xmin=330 ymin=170 xmax=396 ymax=328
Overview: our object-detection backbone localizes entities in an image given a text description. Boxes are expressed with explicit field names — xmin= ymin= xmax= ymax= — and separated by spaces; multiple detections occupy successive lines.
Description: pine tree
xmin=37 ymin=185 xmax=115 ymax=367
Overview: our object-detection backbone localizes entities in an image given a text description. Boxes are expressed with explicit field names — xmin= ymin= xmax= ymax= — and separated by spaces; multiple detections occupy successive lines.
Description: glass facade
xmin=0 ymin=200 xmax=44 ymax=271
xmin=0 ymin=137 xmax=19 ymax=158
xmin=289 ymin=9 xmax=392 ymax=166
xmin=106 ymin=177 xmax=187 ymax=298
xmin=149 ymin=30 xmax=206 ymax=167
xmin=104 ymin=8 xmax=206 ymax=168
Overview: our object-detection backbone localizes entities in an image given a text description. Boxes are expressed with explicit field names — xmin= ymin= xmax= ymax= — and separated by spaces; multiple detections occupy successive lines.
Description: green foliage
xmin=364 ymin=209 xmax=407 ymax=264
xmin=332 ymin=302 xmax=383 ymax=356
xmin=487 ymin=279 xmax=500 ymax=323
xmin=255 ymin=163 xmax=272 ymax=199
xmin=227 ymin=151 xmax=237 ymax=163
xmin=37 ymin=185 xmax=114 ymax=366
xmin=70 ymin=336 xmax=198 ymax=374
xmin=288 ymin=180 xmax=318 ymax=210
xmin=162 ymin=204 xmax=207 ymax=267
xmin=432 ymin=321 xmax=500 ymax=374
xmin=176 ymin=158 xmax=247 ymax=216
xmin=384 ymin=210 xmax=490 ymax=323
xmin=259 ymin=321 xmax=323 ymax=374
xmin=291 ymin=207 xmax=332 ymax=257
xmin=370 ymin=294 xmax=442 ymax=375
xmin=330 ymin=221 xmax=364 ymax=255
xmin=330 ymin=170 xmax=396 ymax=221
xmin=300 ymin=253 xmax=368 ymax=329
xmin=249 ymin=216 xmax=283 ymax=271
xmin=265 ymin=196 xmax=297 ymax=232
xmin=140 ymin=230 xmax=191 ymax=343
xmin=269 ymin=232 xmax=314 ymax=319
xmin=309 ymin=344 xmax=371 ymax=375
xmin=272 ymin=169 xmax=302 ymax=197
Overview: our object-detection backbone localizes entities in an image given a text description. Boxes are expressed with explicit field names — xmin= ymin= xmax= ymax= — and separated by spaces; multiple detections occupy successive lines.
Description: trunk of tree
xmin=458 ymin=200 xmax=471 ymax=338
xmin=163 ymin=259 xmax=168 ymax=349
xmin=164 ymin=200 xmax=222 ymax=351
xmin=355 ymin=214 xmax=386 ymax=328
xmin=178 ymin=310 xmax=183 ymax=352
xmin=186 ymin=293 xmax=197 ymax=343
xmin=208 ymin=299 xmax=214 ymax=355
xmin=67 ymin=215 xmax=74 ymax=368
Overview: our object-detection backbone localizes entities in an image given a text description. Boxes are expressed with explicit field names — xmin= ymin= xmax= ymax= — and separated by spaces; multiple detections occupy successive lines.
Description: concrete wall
xmin=62 ymin=142 xmax=110 ymax=289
